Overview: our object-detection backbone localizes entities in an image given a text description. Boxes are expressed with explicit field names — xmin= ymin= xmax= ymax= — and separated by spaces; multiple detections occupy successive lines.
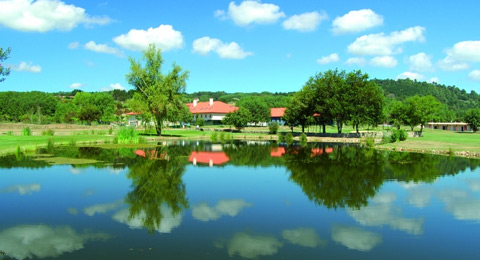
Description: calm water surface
xmin=0 ymin=141 xmax=479 ymax=260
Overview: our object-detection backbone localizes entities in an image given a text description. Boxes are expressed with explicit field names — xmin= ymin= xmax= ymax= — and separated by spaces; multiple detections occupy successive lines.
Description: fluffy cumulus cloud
xmin=348 ymin=193 xmax=425 ymax=235
xmin=83 ymin=200 xmax=123 ymax=216
xmin=192 ymin=199 xmax=252 ymax=221
xmin=282 ymin=228 xmax=326 ymax=248
xmin=468 ymin=69 xmax=480 ymax=81
xmin=0 ymin=225 xmax=109 ymax=260
xmin=438 ymin=41 xmax=480 ymax=71
xmin=11 ymin=61 xmax=42 ymax=73
xmin=0 ymin=183 xmax=41 ymax=195
xmin=409 ymin=52 xmax=434 ymax=72
xmin=317 ymin=53 xmax=339 ymax=64
xmin=331 ymin=226 xmax=382 ymax=252
xmin=193 ymin=37 xmax=252 ymax=59
xmin=397 ymin=71 xmax=425 ymax=81
xmin=227 ymin=232 xmax=283 ymax=259
xmin=407 ymin=188 xmax=434 ymax=208
xmin=332 ymin=9 xmax=383 ymax=34
xmin=68 ymin=82 xmax=84 ymax=89
xmin=0 ymin=0 xmax=111 ymax=32
xmin=113 ymin=25 xmax=184 ymax=52
xmin=282 ymin=11 xmax=328 ymax=32
xmin=348 ymin=26 xmax=426 ymax=56
xmin=84 ymin=41 xmax=124 ymax=57
xmin=370 ymin=56 xmax=397 ymax=68
xmin=438 ymin=189 xmax=480 ymax=221
xmin=216 ymin=0 xmax=285 ymax=26
xmin=345 ymin=57 xmax=366 ymax=66
xmin=112 ymin=207 xmax=182 ymax=233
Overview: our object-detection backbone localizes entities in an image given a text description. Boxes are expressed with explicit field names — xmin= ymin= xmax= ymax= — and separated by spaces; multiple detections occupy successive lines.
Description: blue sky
xmin=1 ymin=0 xmax=480 ymax=93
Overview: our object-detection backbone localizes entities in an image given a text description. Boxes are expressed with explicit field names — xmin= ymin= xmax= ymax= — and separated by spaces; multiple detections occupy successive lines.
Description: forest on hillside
xmin=0 ymin=78 xmax=479 ymax=124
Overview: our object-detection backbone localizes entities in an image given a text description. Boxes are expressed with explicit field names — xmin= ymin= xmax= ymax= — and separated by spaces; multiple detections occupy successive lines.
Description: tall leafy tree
xmin=223 ymin=107 xmax=251 ymax=131
xmin=284 ymin=87 xmax=314 ymax=133
xmin=0 ymin=47 xmax=11 ymax=83
xmin=464 ymin=108 xmax=480 ymax=132
xmin=405 ymin=95 xmax=442 ymax=132
xmin=346 ymin=70 xmax=385 ymax=133
xmin=237 ymin=96 xmax=270 ymax=125
xmin=126 ymin=44 xmax=189 ymax=136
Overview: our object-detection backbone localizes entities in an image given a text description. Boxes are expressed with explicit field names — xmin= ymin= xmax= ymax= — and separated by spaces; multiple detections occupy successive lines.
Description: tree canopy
xmin=126 ymin=44 xmax=190 ymax=136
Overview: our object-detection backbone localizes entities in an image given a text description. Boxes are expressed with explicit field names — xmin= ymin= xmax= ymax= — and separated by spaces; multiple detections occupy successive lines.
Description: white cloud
xmin=332 ymin=9 xmax=383 ymax=34
xmin=438 ymin=56 xmax=469 ymax=71
xmin=0 ymin=225 xmax=109 ymax=260
xmin=227 ymin=232 xmax=283 ymax=259
xmin=112 ymin=207 xmax=182 ymax=233
xmin=445 ymin=41 xmax=480 ymax=62
xmin=282 ymin=228 xmax=326 ymax=248
xmin=439 ymin=189 xmax=480 ymax=221
xmin=348 ymin=26 xmax=426 ymax=56
xmin=408 ymin=188 xmax=434 ymax=208
xmin=83 ymin=200 xmax=123 ymax=216
xmin=397 ymin=71 xmax=425 ymax=81
xmin=192 ymin=199 xmax=252 ymax=222
xmin=331 ymin=226 xmax=382 ymax=252
xmin=11 ymin=61 xmax=42 ymax=73
xmin=428 ymin=77 xmax=440 ymax=84
xmin=0 ymin=183 xmax=41 ymax=195
xmin=218 ymin=0 xmax=285 ymax=26
xmin=0 ymin=0 xmax=111 ymax=32
xmin=84 ymin=41 xmax=124 ymax=57
xmin=409 ymin=52 xmax=434 ymax=72
xmin=100 ymin=83 xmax=126 ymax=91
xmin=317 ymin=53 xmax=339 ymax=64
xmin=68 ymin=42 xmax=79 ymax=49
xmin=468 ymin=69 xmax=480 ymax=81
xmin=113 ymin=25 xmax=184 ymax=52
xmin=348 ymin=193 xmax=425 ymax=235
xmin=345 ymin=57 xmax=366 ymax=66
xmin=68 ymin=82 xmax=84 ymax=89
xmin=370 ymin=56 xmax=397 ymax=68
xmin=193 ymin=37 xmax=252 ymax=59
xmin=282 ymin=11 xmax=328 ymax=32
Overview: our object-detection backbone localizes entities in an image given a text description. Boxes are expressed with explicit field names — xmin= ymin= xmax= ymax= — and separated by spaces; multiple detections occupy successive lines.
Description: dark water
xmin=1 ymin=141 xmax=480 ymax=260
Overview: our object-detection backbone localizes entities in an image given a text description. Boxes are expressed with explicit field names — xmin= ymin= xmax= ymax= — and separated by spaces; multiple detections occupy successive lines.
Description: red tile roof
xmin=186 ymin=101 xmax=238 ymax=114
xmin=189 ymin=151 xmax=230 ymax=165
xmin=270 ymin=107 xmax=286 ymax=117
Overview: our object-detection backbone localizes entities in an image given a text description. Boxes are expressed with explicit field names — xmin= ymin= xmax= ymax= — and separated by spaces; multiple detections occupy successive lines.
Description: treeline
xmin=183 ymin=91 xmax=294 ymax=108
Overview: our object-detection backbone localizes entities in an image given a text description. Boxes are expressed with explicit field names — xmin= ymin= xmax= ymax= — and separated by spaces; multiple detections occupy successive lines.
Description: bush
xmin=41 ymin=129 xmax=55 ymax=136
xmin=108 ymin=127 xmax=113 ymax=135
xmin=362 ymin=136 xmax=375 ymax=147
xmin=21 ymin=127 xmax=31 ymax=136
xmin=398 ymin=129 xmax=408 ymax=141
xmin=210 ymin=132 xmax=218 ymax=142
xmin=117 ymin=127 xmax=139 ymax=144
xmin=269 ymin=122 xmax=279 ymax=134
xmin=300 ymin=133 xmax=308 ymax=146
xmin=6 ymin=131 xmax=13 ymax=136
xmin=196 ymin=118 xmax=205 ymax=127
xmin=277 ymin=133 xmax=284 ymax=143
xmin=285 ymin=132 xmax=294 ymax=145
xmin=390 ymin=130 xmax=399 ymax=143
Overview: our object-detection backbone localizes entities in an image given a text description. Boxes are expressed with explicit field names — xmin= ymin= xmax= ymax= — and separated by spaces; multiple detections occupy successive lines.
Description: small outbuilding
xmin=427 ymin=122 xmax=472 ymax=132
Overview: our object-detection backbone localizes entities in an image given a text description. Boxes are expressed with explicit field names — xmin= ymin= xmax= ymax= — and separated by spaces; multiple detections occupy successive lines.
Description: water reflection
xmin=0 ymin=225 xmax=109 ymax=260
xmin=124 ymin=145 xmax=191 ymax=234
xmin=225 ymin=233 xmax=283 ymax=259
xmin=192 ymin=199 xmax=252 ymax=222
xmin=281 ymin=228 xmax=327 ymax=248
xmin=331 ymin=226 xmax=382 ymax=252
xmin=0 ymin=183 xmax=41 ymax=195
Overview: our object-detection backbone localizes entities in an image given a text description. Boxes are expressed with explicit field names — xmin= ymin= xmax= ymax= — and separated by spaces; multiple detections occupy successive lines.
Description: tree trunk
xmin=420 ymin=124 xmax=424 ymax=133
xmin=355 ymin=123 xmax=359 ymax=134
xmin=155 ymin=114 xmax=162 ymax=136
xmin=337 ymin=122 xmax=342 ymax=134
xmin=322 ymin=124 xmax=326 ymax=134
xmin=302 ymin=125 xmax=305 ymax=133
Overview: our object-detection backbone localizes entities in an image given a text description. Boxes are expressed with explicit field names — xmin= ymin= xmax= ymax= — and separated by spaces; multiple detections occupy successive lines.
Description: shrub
xmin=277 ymin=133 xmax=284 ymax=143
xmin=41 ymin=129 xmax=55 ymax=136
xmin=69 ymin=139 xmax=77 ymax=146
xmin=390 ymin=130 xmax=399 ymax=143
xmin=300 ymin=133 xmax=308 ymax=146
xmin=362 ymin=136 xmax=375 ymax=147
xmin=6 ymin=131 xmax=13 ymax=136
xmin=21 ymin=127 xmax=31 ymax=136
xmin=108 ymin=127 xmax=113 ymax=135
xmin=47 ymin=138 xmax=54 ymax=152
xmin=196 ymin=118 xmax=205 ymax=127
xmin=285 ymin=132 xmax=294 ymax=145
xmin=269 ymin=122 xmax=279 ymax=134
xmin=117 ymin=127 xmax=139 ymax=144
xmin=219 ymin=132 xmax=226 ymax=143
xmin=210 ymin=132 xmax=218 ymax=142
xmin=398 ymin=129 xmax=408 ymax=141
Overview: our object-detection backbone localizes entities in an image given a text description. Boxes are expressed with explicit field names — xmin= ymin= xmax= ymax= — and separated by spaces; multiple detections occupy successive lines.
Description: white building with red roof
xmin=186 ymin=98 xmax=238 ymax=124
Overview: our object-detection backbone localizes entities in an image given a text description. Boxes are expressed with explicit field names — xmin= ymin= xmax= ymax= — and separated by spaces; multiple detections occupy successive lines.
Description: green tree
xmin=386 ymin=100 xmax=407 ymax=129
xmin=464 ymin=108 xmax=480 ymax=132
xmin=347 ymin=70 xmax=385 ymax=133
xmin=284 ymin=87 xmax=314 ymax=133
xmin=223 ymin=107 xmax=251 ymax=131
xmin=0 ymin=47 xmax=11 ymax=82
xmin=126 ymin=44 xmax=189 ymax=136
xmin=78 ymin=104 xmax=101 ymax=124
xmin=405 ymin=95 xmax=442 ymax=132
xmin=237 ymin=96 xmax=270 ymax=125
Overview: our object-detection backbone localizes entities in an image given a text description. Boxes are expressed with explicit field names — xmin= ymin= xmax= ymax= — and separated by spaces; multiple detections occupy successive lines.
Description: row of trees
xmin=283 ymin=69 xmax=384 ymax=134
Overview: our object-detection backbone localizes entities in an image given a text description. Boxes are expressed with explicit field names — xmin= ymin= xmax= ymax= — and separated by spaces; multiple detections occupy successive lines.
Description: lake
xmin=1 ymin=141 xmax=479 ymax=259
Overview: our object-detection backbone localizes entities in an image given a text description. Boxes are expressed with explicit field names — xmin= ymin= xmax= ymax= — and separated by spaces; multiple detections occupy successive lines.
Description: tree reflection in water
xmin=284 ymin=145 xmax=385 ymax=210
xmin=124 ymin=145 xmax=191 ymax=234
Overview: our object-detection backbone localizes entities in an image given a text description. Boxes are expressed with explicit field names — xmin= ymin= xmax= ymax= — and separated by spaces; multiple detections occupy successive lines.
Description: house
xmin=186 ymin=98 xmax=238 ymax=125
xmin=270 ymin=107 xmax=286 ymax=125
xmin=427 ymin=122 xmax=471 ymax=132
